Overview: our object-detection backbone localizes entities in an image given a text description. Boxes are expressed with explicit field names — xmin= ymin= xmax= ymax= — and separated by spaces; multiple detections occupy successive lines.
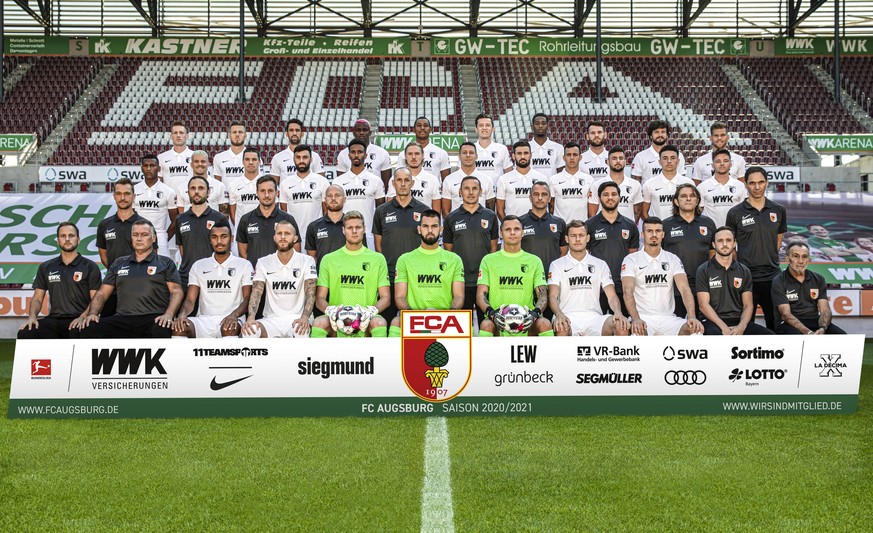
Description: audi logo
xmin=664 ymin=370 xmax=707 ymax=385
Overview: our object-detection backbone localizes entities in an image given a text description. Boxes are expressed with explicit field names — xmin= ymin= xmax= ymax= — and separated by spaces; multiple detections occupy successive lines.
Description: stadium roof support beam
xmin=128 ymin=0 xmax=160 ymax=37
xmin=12 ymin=0 xmax=51 ymax=34
xmin=469 ymin=0 xmax=480 ymax=37
xmin=573 ymin=0 xmax=597 ymax=38
xmin=361 ymin=0 xmax=373 ymax=37
xmin=787 ymin=0 xmax=828 ymax=37
xmin=245 ymin=0 xmax=268 ymax=37
xmin=680 ymin=0 xmax=711 ymax=37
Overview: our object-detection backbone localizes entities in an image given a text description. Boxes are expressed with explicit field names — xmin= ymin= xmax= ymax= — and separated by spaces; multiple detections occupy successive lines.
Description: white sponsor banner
xmin=764 ymin=166 xmax=801 ymax=183
xmin=39 ymin=166 xmax=144 ymax=183
xmin=0 ymin=290 xmax=48 ymax=317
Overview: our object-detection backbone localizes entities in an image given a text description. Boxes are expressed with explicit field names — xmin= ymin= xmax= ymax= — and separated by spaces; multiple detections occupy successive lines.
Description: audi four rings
xmin=664 ymin=370 xmax=707 ymax=385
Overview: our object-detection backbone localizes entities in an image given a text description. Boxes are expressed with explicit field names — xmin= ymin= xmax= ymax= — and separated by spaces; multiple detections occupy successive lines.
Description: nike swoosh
xmin=639 ymin=265 xmax=647 ymax=270
xmin=210 ymin=375 xmax=252 ymax=390
xmin=202 ymin=271 xmax=212 ymax=274
xmin=564 ymin=267 xmax=574 ymax=272
xmin=266 ymin=271 xmax=276 ymax=275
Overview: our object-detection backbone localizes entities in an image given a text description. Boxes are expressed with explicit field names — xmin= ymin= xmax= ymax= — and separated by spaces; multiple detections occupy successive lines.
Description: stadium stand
xmin=378 ymin=58 xmax=464 ymax=133
xmin=816 ymin=57 xmax=873 ymax=117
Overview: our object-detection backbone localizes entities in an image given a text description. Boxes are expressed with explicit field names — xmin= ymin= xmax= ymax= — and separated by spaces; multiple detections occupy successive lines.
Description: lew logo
xmin=401 ymin=311 xmax=472 ymax=402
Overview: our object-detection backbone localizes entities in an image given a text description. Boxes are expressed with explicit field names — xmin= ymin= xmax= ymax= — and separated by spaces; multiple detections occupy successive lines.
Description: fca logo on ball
xmin=401 ymin=311 xmax=472 ymax=402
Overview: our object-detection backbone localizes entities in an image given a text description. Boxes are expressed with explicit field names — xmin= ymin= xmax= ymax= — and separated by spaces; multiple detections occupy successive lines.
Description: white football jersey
xmin=474 ymin=140 xmax=512 ymax=182
xmin=692 ymin=150 xmax=747 ymax=182
xmin=212 ymin=147 xmax=249 ymax=183
xmin=548 ymin=253 xmax=613 ymax=315
xmin=588 ymin=176 xmax=643 ymax=222
xmin=177 ymin=176 xmax=229 ymax=212
xmin=134 ymin=180 xmax=177 ymax=235
xmin=387 ymin=170 xmax=442 ymax=207
xmin=158 ymin=147 xmax=193 ymax=193
xmin=279 ymin=172 xmax=331 ymax=241
xmin=396 ymin=143 xmax=450 ymax=176
xmin=697 ymin=177 xmax=747 ymax=227
xmin=581 ymin=149 xmax=610 ymax=181
xmin=621 ymin=249 xmax=685 ymax=317
xmin=528 ymin=139 xmax=564 ymax=177
xmin=227 ymin=176 xmax=260 ymax=227
xmin=333 ymin=170 xmax=386 ymax=234
xmin=253 ymin=251 xmax=318 ymax=317
xmin=641 ymin=174 xmax=695 ymax=220
xmin=496 ymin=169 xmax=548 ymax=218
xmin=188 ymin=254 xmax=253 ymax=317
xmin=549 ymin=169 xmax=593 ymax=223
xmin=270 ymin=147 xmax=325 ymax=181
xmin=442 ymin=169 xmax=495 ymax=212
xmin=631 ymin=146 xmax=687 ymax=184
xmin=336 ymin=143 xmax=392 ymax=175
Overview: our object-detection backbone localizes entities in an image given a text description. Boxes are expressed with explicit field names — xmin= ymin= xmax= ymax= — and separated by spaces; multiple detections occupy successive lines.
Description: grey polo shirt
xmin=443 ymin=205 xmax=499 ymax=287
xmin=726 ymin=199 xmax=787 ymax=281
xmin=103 ymin=251 xmax=181 ymax=316
xmin=33 ymin=254 xmax=102 ymax=318
xmin=372 ymin=197 xmax=429 ymax=276
xmin=695 ymin=257 xmax=752 ymax=322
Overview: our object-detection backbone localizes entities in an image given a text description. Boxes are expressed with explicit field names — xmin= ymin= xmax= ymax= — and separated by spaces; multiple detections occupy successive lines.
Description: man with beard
xmin=520 ymin=182 xmax=568 ymax=276
xmin=692 ymin=122 xmax=747 ymax=183
xmin=228 ymin=148 xmax=263 ymax=228
xmin=176 ymin=150 xmax=229 ymax=218
xmin=237 ymin=175 xmax=300 ymax=268
xmin=18 ymin=222 xmax=102 ymax=339
xmin=175 ymin=176 xmax=229 ymax=289
xmin=528 ymin=113 xmax=564 ymax=177
xmin=279 ymin=144 xmax=331 ymax=240
xmin=396 ymin=116 xmax=451 ymax=179
xmin=336 ymin=119 xmax=392 ymax=188
xmin=588 ymin=147 xmax=643 ymax=222
xmin=549 ymin=141 xmax=593 ymax=223
xmin=96 ymin=177 xmax=144 ymax=316
xmin=333 ymin=138 xmax=386 ymax=249
xmin=270 ymin=118 xmax=325 ymax=181
xmin=496 ymin=140 xmax=548 ymax=220
xmin=387 ymin=143 xmax=442 ymax=213
xmin=581 ymin=121 xmax=610 ymax=180
xmin=306 ymin=185 xmax=356 ymax=269
xmin=133 ymin=154 xmax=177 ymax=257
xmin=172 ymin=220 xmax=253 ymax=338
xmin=213 ymin=121 xmax=249 ymax=184
xmin=641 ymin=145 xmax=694 ymax=220
xmin=631 ymin=120 xmax=686 ymax=184
xmin=441 ymin=142 xmax=495 ymax=216
xmin=387 ymin=210 xmax=465 ymax=337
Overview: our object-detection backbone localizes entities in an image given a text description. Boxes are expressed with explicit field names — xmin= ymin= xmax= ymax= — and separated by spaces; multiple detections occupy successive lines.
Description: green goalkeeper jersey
xmin=477 ymin=249 xmax=546 ymax=309
xmin=395 ymin=247 xmax=465 ymax=310
xmin=317 ymin=246 xmax=389 ymax=307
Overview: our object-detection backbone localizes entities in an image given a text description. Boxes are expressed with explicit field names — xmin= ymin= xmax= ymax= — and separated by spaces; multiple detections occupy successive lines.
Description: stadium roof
xmin=2 ymin=0 xmax=873 ymax=39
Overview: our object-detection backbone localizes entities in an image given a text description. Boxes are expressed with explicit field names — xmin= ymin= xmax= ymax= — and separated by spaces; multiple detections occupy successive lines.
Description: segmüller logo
xmin=401 ymin=311 xmax=472 ymax=402
xmin=31 ymin=359 xmax=51 ymax=379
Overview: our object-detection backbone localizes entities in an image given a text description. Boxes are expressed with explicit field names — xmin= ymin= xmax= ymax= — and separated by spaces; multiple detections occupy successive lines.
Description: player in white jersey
xmin=335 ymin=119 xmax=392 ymax=187
xmin=549 ymin=221 xmax=629 ymax=336
xmin=549 ymin=141 xmax=592 ymax=223
xmin=212 ymin=121 xmax=249 ymax=183
xmin=528 ymin=113 xmax=564 ymax=177
xmin=133 ymin=154 xmax=178 ymax=257
xmin=172 ymin=221 xmax=253 ymax=338
xmin=176 ymin=150 xmax=229 ymax=216
xmin=697 ymin=148 xmax=747 ymax=227
xmin=473 ymin=113 xmax=513 ymax=183
xmin=441 ymin=141 xmax=495 ymax=215
xmin=621 ymin=216 xmax=703 ymax=336
xmin=270 ymin=118 xmax=325 ymax=182
xmin=692 ymin=121 xmax=748 ymax=183
xmin=581 ymin=121 xmax=610 ymax=180
xmin=333 ymin=138 xmax=386 ymax=248
xmin=588 ymin=146 xmax=643 ymax=223
xmin=387 ymin=143 xmax=441 ymax=212
xmin=158 ymin=121 xmax=194 ymax=194
xmin=227 ymin=148 xmax=263 ymax=228
xmin=242 ymin=220 xmax=317 ymax=338
xmin=396 ymin=116 xmax=451 ymax=179
xmin=279 ymin=144 xmax=330 ymax=241
xmin=631 ymin=119 xmax=686 ymax=184
xmin=641 ymin=145 xmax=695 ymax=220
xmin=496 ymin=140 xmax=548 ymax=220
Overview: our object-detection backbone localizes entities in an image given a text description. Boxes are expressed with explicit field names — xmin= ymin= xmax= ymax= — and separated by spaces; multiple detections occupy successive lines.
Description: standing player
xmin=172 ymin=220 xmax=253 ymax=338
xmin=133 ymin=154 xmax=177 ymax=257
xmin=622 ymin=217 xmax=703 ymax=336
xmin=270 ymin=118 xmax=325 ymax=182
xmin=581 ymin=121 xmax=610 ymax=180
xmin=387 ymin=143 xmax=442 ymax=213
xmin=333 ymin=138 xmax=386 ymax=248
xmin=396 ymin=116 xmax=451 ymax=179
xmin=548 ymin=221 xmax=629 ymax=336
xmin=549 ymin=141 xmax=593 ymax=223
xmin=588 ymin=147 xmax=643 ymax=222
xmin=175 ymin=176 xmax=228 ymax=290
xmin=387 ymin=210 xmax=465 ymax=337
xmin=237 ymin=176 xmax=300 ymax=268
xmin=212 ymin=121 xmax=248 ymax=184
xmin=528 ymin=113 xmax=564 ymax=177
xmin=496 ymin=140 xmax=548 ymax=220
xmin=473 ymin=113 xmax=512 ymax=183
xmin=306 ymin=185 xmax=352 ymax=269
xmin=227 ymin=148 xmax=263 ymax=228
xmin=158 ymin=121 xmax=193 ymax=194
xmin=520 ymin=182 xmax=568 ymax=274
xmin=631 ymin=119 xmax=686 ymax=184
xmin=177 ymin=150 xmax=229 ymax=217
xmin=96 ymin=177 xmax=144 ymax=316
xmin=772 ymin=241 xmax=845 ymax=335
xmin=476 ymin=216 xmax=553 ymax=337
xmin=242 ymin=220 xmax=317 ymax=338
xmin=18 ymin=222 xmax=102 ymax=339
xmin=441 ymin=142 xmax=495 ymax=216
xmin=641 ymin=145 xmax=694 ymax=219
xmin=692 ymin=122 xmax=747 ymax=183
xmin=726 ymin=167 xmax=787 ymax=331
xmin=696 ymin=227 xmax=773 ymax=335
xmin=279 ymin=144 xmax=331 ymax=240
xmin=336 ymin=119 xmax=392 ymax=187
xmin=443 ymin=176 xmax=499 ymax=323
xmin=311 ymin=211 xmax=391 ymax=338
xmin=698 ymin=148 xmax=747 ymax=227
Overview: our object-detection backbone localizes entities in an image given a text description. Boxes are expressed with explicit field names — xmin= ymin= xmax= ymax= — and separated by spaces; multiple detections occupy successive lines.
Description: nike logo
xmin=266 ymin=271 xmax=276 ymax=275
xmin=639 ymin=265 xmax=647 ymax=270
xmin=210 ymin=375 xmax=252 ymax=390
xmin=564 ymin=267 xmax=574 ymax=272
xmin=202 ymin=270 xmax=212 ymax=274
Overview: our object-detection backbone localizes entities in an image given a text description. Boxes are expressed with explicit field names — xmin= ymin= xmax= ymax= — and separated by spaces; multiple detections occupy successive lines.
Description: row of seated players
xmin=19 ymin=197 xmax=843 ymax=340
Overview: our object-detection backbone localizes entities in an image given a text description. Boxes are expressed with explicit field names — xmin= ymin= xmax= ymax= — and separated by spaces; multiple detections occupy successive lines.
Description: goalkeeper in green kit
xmin=477 ymin=215 xmax=554 ymax=337
xmin=388 ymin=209 xmax=466 ymax=337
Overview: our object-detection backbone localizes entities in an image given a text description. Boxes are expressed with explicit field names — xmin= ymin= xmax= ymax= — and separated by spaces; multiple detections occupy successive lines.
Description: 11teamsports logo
xmin=401 ymin=311 xmax=472 ymax=402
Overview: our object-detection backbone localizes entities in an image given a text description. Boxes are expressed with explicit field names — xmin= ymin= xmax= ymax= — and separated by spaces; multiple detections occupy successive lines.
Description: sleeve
xmin=588 ymin=180 xmax=601 ymax=205
xmin=394 ymin=254 xmax=409 ymax=284
xmin=373 ymin=178 xmax=386 ymax=200
xmin=217 ymin=182 xmax=229 ymax=204
xmin=630 ymin=182 xmax=643 ymax=205
xmin=269 ymin=154 xmax=282 ymax=178
xmin=176 ymin=185 xmax=188 ymax=209
xmin=441 ymin=177 xmax=453 ymax=200
xmin=163 ymin=260 xmax=182 ymax=285
xmin=725 ymin=208 xmax=738 ymax=234
xmin=629 ymin=223 xmax=640 ymax=247
xmin=554 ymin=145 xmax=565 ymax=168
xmin=739 ymin=267 xmax=753 ymax=293
xmin=379 ymin=150 xmax=392 ymax=172
xmin=437 ymin=151 xmax=450 ymax=172
xmin=496 ymin=177 xmax=508 ymax=200
xmin=770 ymin=276 xmax=788 ymax=307
xmin=278 ymin=181 xmax=291 ymax=204
xmin=600 ymin=263 xmax=615 ymax=287
xmin=236 ymin=216 xmax=249 ymax=244
xmin=451 ymin=254 xmax=465 ymax=283
xmin=692 ymin=159 xmax=705 ymax=182
xmin=253 ymin=258 xmax=267 ymax=283
xmin=533 ymin=258 xmax=546 ymax=288
xmin=442 ymin=214 xmax=455 ymax=244
xmin=547 ymin=259 xmax=561 ymax=286
xmin=547 ymin=176 xmax=559 ymax=198
xmin=33 ymin=263 xmax=48 ymax=290
xmin=630 ymin=153 xmax=644 ymax=177
xmin=228 ymin=182 xmax=239 ymax=206
xmin=174 ymin=219 xmax=183 ymax=246
xmin=377 ymin=255 xmax=390 ymax=288
xmin=734 ymin=154 xmax=747 ymax=179
xmin=372 ymin=209 xmax=383 ymax=236
xmin=286 ymin=213 xmax=300 ymax=241
xmin=778 ymin=206 xmax=787 ymax=234
xmin=484 ymin=176 xmax=496 ymax=200
xmin=316 ymin=256 xmax=331 ymax=288
xmin=695 ymin=264 xmax=709 ymax=294
xmin=96 ymin=220 xmax=107 ymax=250
xmin=705 ymin=217 xmax=717 ymax=236
xmin=88 ymin=261 xmax=103 ymax=290
xmin=641 ymin=182 xmax=652 ymax=203
xmin=477 ymin=255 xmax=491 ymax=287
xmin=305 ymin=221 xmax=318 ymax=251
xmin=336 ymin=150 xmax=350 ymax=173
xmin=311 ymin=152 xmax=325 ymax=174
xmin=304 ymin=255 xmax=318 ymax=281
xmin=395 ymin=153 xmax=407 ymax=169
xmin=672 ymin=254 xmax=686 ymax=274
xmin=241 ymin=262 xmax=254 ymax=286
xmin=816 ymin=274 xmax=828 ymax=300
xmin=489 ymin=213 xmax=499 ymax=240
xmin=387 ymin=181 xmax=396 ymax=198
xmin=188 ymin=264 xmax=202 ymax=288
xmin=499 ymin=146 xmax=512 ymax=170
xmin=620 ymin=255 xmax=634 ymax=278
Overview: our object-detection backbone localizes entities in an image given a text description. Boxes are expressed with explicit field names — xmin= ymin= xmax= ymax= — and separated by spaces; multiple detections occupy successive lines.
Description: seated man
xmin=172 ymin=220 xmax=253 ymax=338
xmin=772 ymin=241 xmax=846 ymax=335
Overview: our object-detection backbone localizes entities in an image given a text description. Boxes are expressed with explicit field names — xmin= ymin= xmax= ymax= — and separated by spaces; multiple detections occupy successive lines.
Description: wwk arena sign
xmin=39 ymin=166 xmax=144 ymax=183
xmin=8 ymin=312 xmax=864 ymax=419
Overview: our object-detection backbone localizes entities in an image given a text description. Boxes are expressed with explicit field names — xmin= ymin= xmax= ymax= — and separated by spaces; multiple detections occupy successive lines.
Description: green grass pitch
xmin=1 ymin=340 xmax=871 ymax=531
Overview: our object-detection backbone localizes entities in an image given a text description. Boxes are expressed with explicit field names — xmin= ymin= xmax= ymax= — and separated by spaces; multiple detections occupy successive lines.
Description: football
xmin=333 ymin=305 xmax=364 ymax=335
xmin=499 ymin=304 xmax=529 ymax=334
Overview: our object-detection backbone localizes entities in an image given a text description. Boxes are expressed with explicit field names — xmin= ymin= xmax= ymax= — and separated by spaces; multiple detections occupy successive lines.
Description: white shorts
xmin=563 ymin=311 xmax=610 ymax=336
xmin=188 ymin=315 xmax=243 ymax=338
xmin=637 ymin=313 xmax=686 ymax=336
xmin=243 ymin=315 xmax=307 ymax=338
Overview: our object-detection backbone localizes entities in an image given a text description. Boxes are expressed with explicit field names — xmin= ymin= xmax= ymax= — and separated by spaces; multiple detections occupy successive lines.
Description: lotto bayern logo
xmin=401 ymin=311 xmax=472 ymax=402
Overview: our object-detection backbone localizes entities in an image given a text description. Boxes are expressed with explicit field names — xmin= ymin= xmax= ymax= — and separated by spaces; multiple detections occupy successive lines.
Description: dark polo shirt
xmin=33 ymin=254 xmax=102 ymax=318
xmin=103 ymin=251 xmax=181 ymax=316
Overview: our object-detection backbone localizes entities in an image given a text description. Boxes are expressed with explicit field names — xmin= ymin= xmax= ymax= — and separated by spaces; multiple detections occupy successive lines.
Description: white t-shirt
xmin=496 ymin=169 xmax=548 ymax=218
xmin=529 ymin=138 xmax=564 ymax=177
xmin=177 ymin=176 xmax=229 ymax=212
xmin=621 ymin=249 xmax=685 ymax=317
xmin=333 ymin=170 xmax=386 ymax=234
xmin=253 ymin=251 xmax=318 ymax=317
xmin=698 ymin=177 xmax=747 ymax=227
xmin=631 ymin=146 xmax=687 ymax=184
xmin=212 ymin=147 xmax=248 ymax=183
xmin=158 ymin=147 xmax=193 ymax=193
xmin=188 ymin=254 xmax=254 ymax=317
xmin=270 ymin=147 xmax=325 ymax=182
xmin=133 ymin=180 xmax=177 ymax=236
xmin=396 ymin=142 xmax=450 ymax=176
xmin=548 ymin=253 xmax=613 ymax=315
xmin=279 ymin=172 xmax=331 ymax=241
xmin=549 ymin=169 xmax=593 ymax=223
xmin=336 ymin=143 xmax=392 ymax=175
xmin=589 ymin=176 xmax=643 ymax=222
xmin=641 ymin=174 xmax=695 ymax=220
xmin=581 ymin=149 xmax=610 ymax=181
xmin=692 ymin=150 xmax=747 ymax=182
xmin=474 ymin=140 xmax=512 ymax=182
xmin=227 ymin=176 xmax=260 ymax=227
xmin=387 ymin=170 xmax=442 ymax=207
xmin=442 ymin=169 xmax=495 ymax=212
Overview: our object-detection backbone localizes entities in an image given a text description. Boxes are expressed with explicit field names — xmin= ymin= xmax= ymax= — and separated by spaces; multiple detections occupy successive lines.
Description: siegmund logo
xmin=91 ymin=348 xmax=168 ymax=390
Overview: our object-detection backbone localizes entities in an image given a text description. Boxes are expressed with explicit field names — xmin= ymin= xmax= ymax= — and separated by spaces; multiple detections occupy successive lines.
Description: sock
xmin=310 ymin=327 xmax=328 ymax=338
xmin=388 ymin=326 xmax=402 ymax=337
xmin=538 ymin=330 xmax=555 ymax=336
xmin=478 ymin=330 xmax=494 ymax=337
xmin=370 ymin=326 xmax=387 ymax=338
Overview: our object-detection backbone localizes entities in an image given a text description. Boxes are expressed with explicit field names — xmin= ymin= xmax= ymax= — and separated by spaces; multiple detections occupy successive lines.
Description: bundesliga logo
xmin=401 ymin=311 xmax=472 ymax=402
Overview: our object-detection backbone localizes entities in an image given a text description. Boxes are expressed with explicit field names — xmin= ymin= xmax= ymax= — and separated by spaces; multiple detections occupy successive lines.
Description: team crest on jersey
xmin=734 ymin=277 xmax=742 ymax=288
xmin=481 ymin=220 xmax=489 ymax=229
xmin=72 ymin=271 xmax=83 ymax=282
xmin=770 ymin=213 xmax=778 ymax=223
xmin=206 ymin=220 xmax=215 ymax=230
xmin=729 ymin=186 xmax=735 ymax=193
xmin=550 ymin=224 xmax=558 ymax=233
xmin=547 ymin=149 xmax=553 ymax=156
xmin=621 ymin=229 xmax=629 ymax=239
xmin=699 ymin=227 xmax=708 ymax=236
xmin=369 ymin=154 xmax=376 ymax=160
xmin=156 ymin=191 xmax=164 ymax=199
xmin=521 ymin=264 xmax=529 ymax=273
xmin=661 ymin=262 xmax=669 ymax=271
xmin=147 ymin=266 xmax=157 ymax=275
xmin=491 ymin=151 xmax=497 ymax=158
xmin=439 ymin=262 xmax=447 ymax=271
xmin=810 ymin=288 xmax=819 ymax=299
xmin=362 ymin=262 xmax=371 ymax=271
xmin=401 ymin=311 xmax=472 ymax=403
xmin=362 ymin=179 xmax=369 ymax=186
xmin=228 ymin=267 xmax=236 ymax=277
xmin=309 ymin=182 xmax=317 ymax=190
xmin=413 ymin=212 xmax=421 ymax=222
xmin=292 ymin=268 xmax=301 ymax=278
xmin=421 ymin=181 xmax=428 ymax=188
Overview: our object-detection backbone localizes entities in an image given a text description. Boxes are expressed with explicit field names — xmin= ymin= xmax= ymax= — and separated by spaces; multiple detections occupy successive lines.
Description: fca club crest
xmin=734 ymin=277 xmax=743 ymax=288
xmin=401 ymin=311 xmax=472 ymax=402
xmin=413 ymin=212 xmax=421 ymax=222
xmin=621 ymin=229 xmax=629 ymax=239
xmin=228 ymin=267 xmax=236 ymax=277
xmin=810 ymin=288 xmax=819 ymax=299
xmin=481 ymin=220 xmax=489 ymax=229
xmin=72 ymin=271 xmax=83 ymax=282
xmin=770 ymin=213 xmax=778 ymax=223
xmin=661 ymin=262 xmax=669 ymax=271
xmin=699 ymin=227 xmax=708 ymax=236
xmin=550 ymin=224 xmax=558 ymax=233
xmin=206 ymin=220 xmax=215 ymax=230
xmin=587 ymin=264 xmax=595 ymax=274
xmin=147 ymin=266 xmax=157 ymax=275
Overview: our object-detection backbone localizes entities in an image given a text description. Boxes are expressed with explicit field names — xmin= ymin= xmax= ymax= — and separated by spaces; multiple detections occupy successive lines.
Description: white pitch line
xmin=421 ymin=416 xmax=455 ymax=533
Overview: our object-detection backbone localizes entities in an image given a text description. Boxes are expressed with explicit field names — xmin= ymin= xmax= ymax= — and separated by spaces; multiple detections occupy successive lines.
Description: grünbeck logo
xmin=731 ymin=346 xmax=784 ymax=359
xmin=664 ymin=370 xmax=706 ymax=385
xmin=816 ymin=354 xmax=847 ymax=378
xmin=662 ymin=346 xmax=708 ymax=361
xmin=728 ymin=367 xmax=787 ymax=383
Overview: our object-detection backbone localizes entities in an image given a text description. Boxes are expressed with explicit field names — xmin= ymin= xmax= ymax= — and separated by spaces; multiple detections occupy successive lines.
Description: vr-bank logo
xmin=664 ymin=370 xmax=706 ymax=385
xmin=662 ymin=346 xmax=708 ymax=361
xmin=816 ymin=354 xmax=847 ymax=378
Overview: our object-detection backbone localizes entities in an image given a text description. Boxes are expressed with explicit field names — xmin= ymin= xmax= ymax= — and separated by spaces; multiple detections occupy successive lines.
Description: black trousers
xmin=383 ymin=273 xmax=398 ymax=324
xmin=776 ymin=318 xmax=847 ymax=335
xmin=464 ymin=285 xmax=486 ymax=325
xmin=703 ymin=317 xmax=774 ymax=335
xmin=752 ymin=278 xmax=776 ymax=331
xmin=81 ymin=314 xmax=172 ymax=339
xmin=17 ymin=317 xmax=81 ymax=339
